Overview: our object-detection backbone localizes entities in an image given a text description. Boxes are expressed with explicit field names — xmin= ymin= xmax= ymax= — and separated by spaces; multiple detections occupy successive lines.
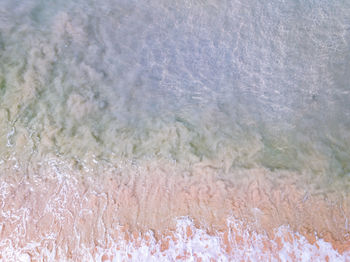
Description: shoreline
xmin=0 ymin=158 xmax=349 ymax=260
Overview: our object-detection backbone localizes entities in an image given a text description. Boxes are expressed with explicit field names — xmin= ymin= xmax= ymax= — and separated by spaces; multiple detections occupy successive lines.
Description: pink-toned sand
xmin=0 ymin=158 xmax=349 ymax=260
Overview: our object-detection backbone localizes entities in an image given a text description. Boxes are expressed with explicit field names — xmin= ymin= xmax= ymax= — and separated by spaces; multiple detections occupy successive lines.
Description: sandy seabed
xmin=0 ymin=157 xmax=349 ymax=261
xmin=1 ymin=0 xmax=350 ymax=260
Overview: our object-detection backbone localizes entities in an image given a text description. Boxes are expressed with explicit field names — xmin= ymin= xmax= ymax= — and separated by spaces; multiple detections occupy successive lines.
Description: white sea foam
xmin=1 ymin=217 xmax=349 ymax=261
xmin=0 ymin=0 xmax=350 ymax=260
xmin=0 ymin=158 xmax=349 ymax=261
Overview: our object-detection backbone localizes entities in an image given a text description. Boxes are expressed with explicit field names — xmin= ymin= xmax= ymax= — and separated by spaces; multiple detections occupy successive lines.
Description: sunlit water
xmin=0 ymin=0 xmax=350 ymax=261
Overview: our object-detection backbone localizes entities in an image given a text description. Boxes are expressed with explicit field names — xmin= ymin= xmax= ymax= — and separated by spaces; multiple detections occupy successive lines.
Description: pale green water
xmin=0 ymin=0 xmax=350 ymax=189
xmin=1 ymin=1 xmax=350 ymax=260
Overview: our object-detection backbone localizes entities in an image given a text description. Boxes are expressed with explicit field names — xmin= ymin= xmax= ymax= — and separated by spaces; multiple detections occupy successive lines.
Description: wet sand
xmin=1 ymin=158 xmax=349 ymax=260
xmin=1 ymin=0 xmax=350 ymax=260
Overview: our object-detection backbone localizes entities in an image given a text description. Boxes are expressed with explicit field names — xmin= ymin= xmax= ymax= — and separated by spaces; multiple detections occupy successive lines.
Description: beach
xmin=1 ymin=156 xmax=349 ymax=260
xmin=0 ymin=0 xmax=350 ymax=260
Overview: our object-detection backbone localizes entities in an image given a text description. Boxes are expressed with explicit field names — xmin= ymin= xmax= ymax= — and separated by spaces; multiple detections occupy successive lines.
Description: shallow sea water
xmin=0 ymin=0 xmax=350 ymax=261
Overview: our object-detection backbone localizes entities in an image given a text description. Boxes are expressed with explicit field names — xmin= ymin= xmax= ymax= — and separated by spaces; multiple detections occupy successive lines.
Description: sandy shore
xmin=0 ymin=158 xmax=349 ymax=260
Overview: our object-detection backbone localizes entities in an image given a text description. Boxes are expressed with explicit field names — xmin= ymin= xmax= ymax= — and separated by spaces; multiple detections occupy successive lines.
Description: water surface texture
xmin=0 ymin=0 xmax=350 ymax=260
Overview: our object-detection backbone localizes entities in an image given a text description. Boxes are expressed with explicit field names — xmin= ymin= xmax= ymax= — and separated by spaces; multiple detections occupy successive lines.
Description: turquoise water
xmin=1 ymin=0 xmax=349 ymax=185
xmin=1 ymin=1 xmax=350 ymax=260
